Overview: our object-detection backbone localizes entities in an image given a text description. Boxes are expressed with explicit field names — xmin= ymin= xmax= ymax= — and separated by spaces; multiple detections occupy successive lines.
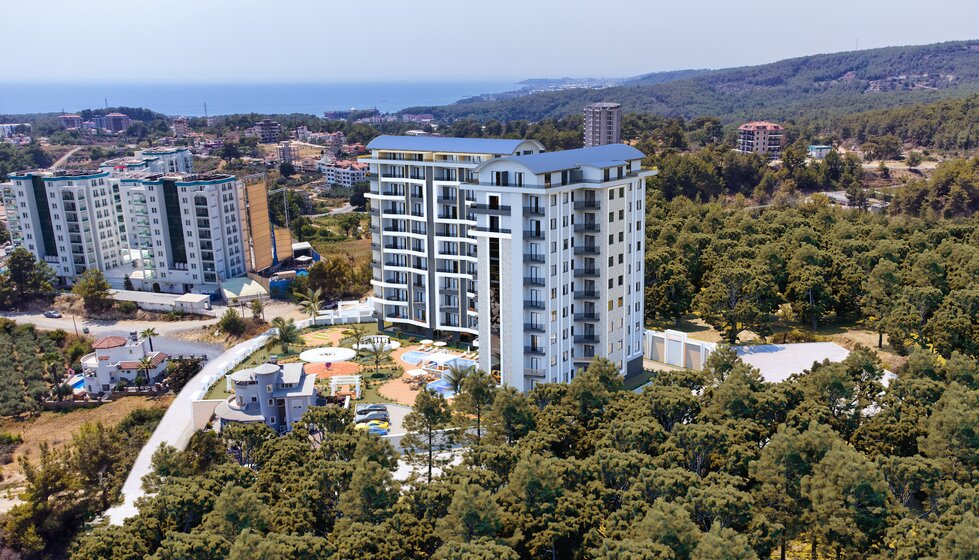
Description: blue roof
xmin=491 ymin=143 xmax=645 ymax=174
xmin=366 ymin=135 xmax=533 ymax=155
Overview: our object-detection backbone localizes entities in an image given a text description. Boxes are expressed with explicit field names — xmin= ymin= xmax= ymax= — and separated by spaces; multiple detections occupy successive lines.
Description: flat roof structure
xmin=734 ymin=342 xmax=851 ymax=383
xmin=366 ymin=135 xmax=537 ymax=154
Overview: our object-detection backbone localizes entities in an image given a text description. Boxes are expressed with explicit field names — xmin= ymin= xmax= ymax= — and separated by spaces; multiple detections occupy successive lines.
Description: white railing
xmin=191 ymin=328 xmax=276 ymax=401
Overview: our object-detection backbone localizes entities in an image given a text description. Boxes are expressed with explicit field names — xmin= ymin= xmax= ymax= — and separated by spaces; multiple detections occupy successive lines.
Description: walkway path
xmin=105 ymin=331 xmax=274 ymax=524
xmin=49 ymin=146 xmax=82 ymax=170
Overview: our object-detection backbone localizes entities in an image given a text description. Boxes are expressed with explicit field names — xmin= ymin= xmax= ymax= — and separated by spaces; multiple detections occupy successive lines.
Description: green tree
xmin=217 ymin=308 xmax=247 ymax=337
xmin=250 ymin=299 xmax=264 ymax=323
xmin=296 ymin=287 xmax=322 ymax=322
xmin=123 ymin=275 xmax=135 ymax=291
xmin=72 ymin=269 xmax=114 ymax=314
xmin=905 ymin=150 xmax=923 ymax=169
xmin=339 ymin=458 xmax=397 ymax=523
xmin=485 ymin=386 xmax=536 ymax=445
xmin=695 ymin=262 xmax=774 ymax=344
xmin=862 ymin=260 xmax=902 ymax=348
xmin=454 ymin=369 xmax=498 ymax=446
xmin=271 ymin=317 xmax=299 ymax=353
xmin=363 ymin=339 xmax=392 ymax=376
xmin=802 ymin=441 xmax=891 ymax=559
xmin=436 ymin=482 xmax=502 ymax=543
xmin=140 ymin=328 xmax=158 ymax=352
xmin=401 ymin=389 xmax=453 ymax=483
xmin=691 ymin=525 xmax=757 ymax=560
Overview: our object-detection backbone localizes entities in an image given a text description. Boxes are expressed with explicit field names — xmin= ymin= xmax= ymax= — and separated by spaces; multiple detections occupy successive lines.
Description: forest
xmin=61 ymin=348 xmax=978 ymax=560
xmin=401 ymin=41 xmax=979 ymax=124
xmin=645 ymin=199 xmax=979 ymax=358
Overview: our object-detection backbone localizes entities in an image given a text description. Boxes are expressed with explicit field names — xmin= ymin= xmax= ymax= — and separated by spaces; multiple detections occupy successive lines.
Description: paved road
xmin=0 ymin=310 xmax=217 ymax=336
xmin=106 ymin=330 xmax=275 ymax=524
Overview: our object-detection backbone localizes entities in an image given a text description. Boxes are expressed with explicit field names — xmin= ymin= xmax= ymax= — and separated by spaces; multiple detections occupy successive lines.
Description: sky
xmin=3 ymin=0 xmax=979 ymax=83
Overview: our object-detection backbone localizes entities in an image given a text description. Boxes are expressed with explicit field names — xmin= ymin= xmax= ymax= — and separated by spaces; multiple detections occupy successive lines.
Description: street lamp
xmin=71 ymin=314 xmax=79 ymax=337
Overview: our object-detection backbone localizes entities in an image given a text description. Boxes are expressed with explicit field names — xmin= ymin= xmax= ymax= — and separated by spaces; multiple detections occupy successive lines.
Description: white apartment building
xmin=119 ymin=172 xmax=249 ymax=294
xmin=365 ymin=135 xmax=545 ymax=340
xmin=2 ymin=170 xmax=129 ymax=282
xmin=99 ymin=147 xmax=193 ymax=175
xmin=2 ymin=167 xmax=249 ymax=295
xmin=81 ymin=334 xmax=169 ymax=395
xmin=368 ymin=136 xmax=653 ymax=389
xmin=321 ymin=161 xmax=369 ymax=187
xmin=470 ymin=144 xmax=653 ymax=389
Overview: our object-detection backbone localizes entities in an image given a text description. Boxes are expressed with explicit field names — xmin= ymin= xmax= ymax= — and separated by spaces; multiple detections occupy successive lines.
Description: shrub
xmin=218 ymin=308 xmax=247 ymax=337
xmin=116 ymin=301 xmax=138 ymax=315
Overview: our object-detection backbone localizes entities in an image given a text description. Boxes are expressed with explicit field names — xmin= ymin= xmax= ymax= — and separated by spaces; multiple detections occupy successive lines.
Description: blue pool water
xmin=401 ymin=350 xmax=428 ymax=365
xmin=427 ymin=378 xmax=455 ymax=397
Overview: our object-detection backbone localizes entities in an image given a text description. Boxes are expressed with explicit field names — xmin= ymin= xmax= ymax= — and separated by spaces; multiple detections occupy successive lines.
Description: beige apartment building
xmin=737 ymin=121 xmax=785 ymax=158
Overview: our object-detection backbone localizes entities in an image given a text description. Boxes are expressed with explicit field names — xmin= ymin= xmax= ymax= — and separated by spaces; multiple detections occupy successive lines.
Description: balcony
xmin=574 ymin=245 xmax=600 ymax=255
xmin=472 ymin=226 xmax=511 ymax=234
xmin=524 ymin=346 xmax=545 ymax=356
xmin=574 ymin=200 xmax=601 ymax=210
xmin=574 ymin=312 xmax=598 ymax=322
xmin=574 ymin=268 xmax=599 ymax=278
xmin=523 ymin=229 xmax=545 ymax=239
xmin=574 ymin=334 xmax=600 ymax=344
xmin=523 ymin=276 xmax=545 ymax=287
xmin=525 ymin=368 xmax=546 ymax=378
xmin=470 ymin=203 xmax=511 ymax=215
xmin=524 ymin=299 xmax=545 ymax=310
xmin=524 ymin=322 xmax=545 ymax=333
xmin=574 ymin=223 xmax=600 ymax=232
xmin=574 ymin=290 xmax=599 ymax=299
xmin=523 ymin=206 xmax=545 ymax=216
xmin=523 ymin=253 xmax=545 ymax=263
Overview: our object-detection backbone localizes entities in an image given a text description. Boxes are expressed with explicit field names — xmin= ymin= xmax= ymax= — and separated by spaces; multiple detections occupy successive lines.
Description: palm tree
xmin=140 ymin=328 xmax=158 ymax=352
xmin=342 ymin=324 xmax=367 ymax=353
xmin=271 ymin=317 xmax=300 ymax=354
xmin=297 ymin=287 xmax=323 ymax=322
xmin=443 ymin=361 xmax=475 ymax=396
xmin=137 ymin=356 xmax=155 ymax=387
xmin=364 ymin=339 xmax=392 ymax=376
xmin=250 ymin=299 xmax=265 ymax=323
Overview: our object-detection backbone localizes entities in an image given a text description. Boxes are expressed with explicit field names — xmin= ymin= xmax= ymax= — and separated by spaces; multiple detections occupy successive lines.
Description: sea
xmin=0 ymin=81 xmax=521 ymax=117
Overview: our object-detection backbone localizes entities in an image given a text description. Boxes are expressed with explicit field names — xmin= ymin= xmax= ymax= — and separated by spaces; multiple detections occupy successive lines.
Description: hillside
xmin=403 ymin=40 xmax=979 ymax=123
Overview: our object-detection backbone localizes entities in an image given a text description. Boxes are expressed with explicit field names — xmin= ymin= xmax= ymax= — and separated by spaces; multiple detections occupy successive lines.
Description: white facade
xmin=2 ymin=170 xmax=129 ymax=282
xmin=81 ymin=334 xmax=168 ymax=395
xmin=470 ymin=144 xmax=653 ymax=390
xmin=365 ymin=136 xmax=544 ymax=339
xmin=2 ymin=166 xmax=249 ymax=295
xmin=367 ymin=136 xmax=652 ymax=390
xmin=321 ymin=163 xmax=368 ymax=187
xmin=99 ymin=147 xmax=193 ymax=176
xmin=120 ymin=173 xmax=249 ymax=294
xmin=213 ymin=363 xmax=318 ymax=433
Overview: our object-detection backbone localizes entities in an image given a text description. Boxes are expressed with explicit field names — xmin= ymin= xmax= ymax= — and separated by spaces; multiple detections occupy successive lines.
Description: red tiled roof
xmin=93 ymin=336 xmax=127 ymax=349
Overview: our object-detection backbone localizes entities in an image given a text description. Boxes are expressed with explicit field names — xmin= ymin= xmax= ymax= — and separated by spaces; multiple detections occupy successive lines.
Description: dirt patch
xmin=173 ymin=320 xmax=269 ymax=349
xmin=302 ymin=328 xmax=346 ymax=347
xmin=378 ymin=377 xmax=420 ymax=406
xmin=0 ymin=395 xmax=173 ymax=507
xmin=54 ymin=294 xmax=207 ymax=323
xmin=831 ymin=330 xmax=907 ymax=371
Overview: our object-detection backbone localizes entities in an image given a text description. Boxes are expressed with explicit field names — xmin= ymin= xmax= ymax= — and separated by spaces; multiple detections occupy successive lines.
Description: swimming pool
xmin=426 ymin=378 xmax=455 ymax=397
xmin=68 ymin=375 xmax=85 ymax=390
xmin=401 ymin=350 xmax=429 ymax=365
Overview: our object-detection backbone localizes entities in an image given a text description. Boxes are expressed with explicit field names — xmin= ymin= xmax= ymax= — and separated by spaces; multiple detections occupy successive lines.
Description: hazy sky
xmin=4 ymin=0 xmax=979 ymax=82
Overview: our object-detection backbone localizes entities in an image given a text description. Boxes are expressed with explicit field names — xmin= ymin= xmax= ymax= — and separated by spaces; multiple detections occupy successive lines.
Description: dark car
xmin=43 ymin=310 xmax=62 ymax=318
xmin=355 ymin=404 xmax=387 ymax=415
xmin=354 ymin=411 xmax=390 ymax=424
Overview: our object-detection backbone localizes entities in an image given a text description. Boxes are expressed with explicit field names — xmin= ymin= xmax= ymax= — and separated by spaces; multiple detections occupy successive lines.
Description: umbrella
xmin=420 ymin=339 xmax=434 ymax=345
xmin=472 ymin=339 xmax=480 ymax=348
xmin=433 ymin=341 xmax=447 ymax=347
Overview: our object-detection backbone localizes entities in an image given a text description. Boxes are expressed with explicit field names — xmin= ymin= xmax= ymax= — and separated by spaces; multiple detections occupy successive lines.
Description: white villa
xmin=213 ymin=362 xmax=318 ymax=433
xmin=82 ymin=334 xmax=169 ymax=395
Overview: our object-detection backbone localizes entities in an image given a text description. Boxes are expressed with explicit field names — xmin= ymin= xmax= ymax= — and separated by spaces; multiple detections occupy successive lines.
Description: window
xmin=608 ymin=189 xmax=614 ymax=200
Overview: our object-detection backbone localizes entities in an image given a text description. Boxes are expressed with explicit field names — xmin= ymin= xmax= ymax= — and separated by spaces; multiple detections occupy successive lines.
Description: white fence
xmin=191 ymin=328 xmax=277 ymax=401
xmin=643 ymin=329 xmax=716 ymax=370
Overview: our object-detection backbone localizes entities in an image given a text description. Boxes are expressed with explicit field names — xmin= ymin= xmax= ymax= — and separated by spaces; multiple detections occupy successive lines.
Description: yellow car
xmin=355 ymin=420 xmax=390 ymax=433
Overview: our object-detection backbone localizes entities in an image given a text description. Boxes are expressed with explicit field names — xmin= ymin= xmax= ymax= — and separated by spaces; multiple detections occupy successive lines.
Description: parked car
xmin=324 ymin=301 xmax=339 ymax=310
xmin=355 ymin=404 xmax=387 ymax=415
xmin=43 ymin=310 xmax=62 ymax=318
xmin=269 ymin=355 xmax=278 ymax=364
xmin=82 ymin=327 xmax=90 ymax=334
xmin=355 ymin=420 xmax=390 ymax=431
xmin=354 ymin=411 xmax=390 ymax=424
